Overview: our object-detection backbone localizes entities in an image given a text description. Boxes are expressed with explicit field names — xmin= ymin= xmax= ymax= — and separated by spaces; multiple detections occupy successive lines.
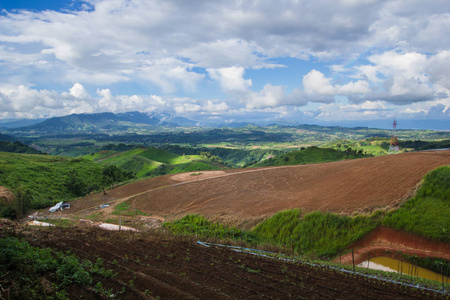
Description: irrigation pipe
xmin=197 ymin=241 xmax=448 ymax=295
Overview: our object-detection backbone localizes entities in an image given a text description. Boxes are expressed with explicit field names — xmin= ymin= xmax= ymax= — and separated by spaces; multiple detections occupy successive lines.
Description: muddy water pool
xmin=358 ymin=256 xmax=449 ymax=283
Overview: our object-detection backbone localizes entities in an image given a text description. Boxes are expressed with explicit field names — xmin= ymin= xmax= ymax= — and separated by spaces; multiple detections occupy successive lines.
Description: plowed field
xmin=3 ymin=224 xmax=447 ymax=299
xmin=61 ymin=150 xmax=450 ymax=227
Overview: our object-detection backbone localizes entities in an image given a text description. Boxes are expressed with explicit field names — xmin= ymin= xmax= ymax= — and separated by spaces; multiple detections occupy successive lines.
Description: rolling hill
xmin=63 ymin=150 xmax=450 ymax=228
xmin=248 ymin=146 xmax=370 ymax=167
xmin=0 ymin=152 xmax=133 ymax=211
xmin=83 ymin=147 xmax=226 ymax=178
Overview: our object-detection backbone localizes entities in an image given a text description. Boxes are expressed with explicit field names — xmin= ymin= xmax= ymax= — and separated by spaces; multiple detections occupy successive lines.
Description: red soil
xmin=61 ymin=151 xmax=450 ymax=228
xmin=339 ymin=226 xmax=450 ymax=265
xmin=130 ymin=151 xmax=450 ymax=225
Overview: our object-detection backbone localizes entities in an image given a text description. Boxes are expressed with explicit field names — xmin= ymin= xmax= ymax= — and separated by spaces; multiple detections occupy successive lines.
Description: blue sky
xmin=1 ymin=0 xmax=449 ymax=129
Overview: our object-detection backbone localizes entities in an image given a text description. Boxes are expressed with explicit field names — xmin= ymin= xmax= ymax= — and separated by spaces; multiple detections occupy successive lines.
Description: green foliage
xmin=325 ymin=138 xmax=390 ymax=156
xmin=0 ymin=140 xmax=42 ymax=154
xmin=249 ymin=146 xmax=371 ymax=167
xmin=400 ymin=254 xmax=450 ymax=275
xmin=399 ymin=139 xmax=450 ymax=151
xmin=84 ymin=147 xmax=224 ymax=178
xmin=162 ymin=145 xmax=284 ymax=167
xmin=163 ymin=214 xmax=257 ymax=243
xmin=0 ymin=186 xmax=33 ymax=220
xmin=0 ymin=236 xmax=116 ymax=299
xmin=102 ymin=164 xmax=134 ymax=186
xmin=253 ymin=209 xmax=379 ymax=259
xmin=383 ymin=166 xmax=450 ymax=242
xmin=0 ymin=152 xmax=135 ymax=211
xmin=112 ymin=201 xmax=147 ymax=216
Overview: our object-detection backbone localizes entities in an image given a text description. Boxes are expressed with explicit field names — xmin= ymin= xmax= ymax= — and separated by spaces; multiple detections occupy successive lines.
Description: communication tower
xmin=389 ymin=118 xmax=399 ymax=154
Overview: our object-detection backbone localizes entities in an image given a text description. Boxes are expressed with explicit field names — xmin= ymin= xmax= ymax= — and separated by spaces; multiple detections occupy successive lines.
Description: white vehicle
xmin=48 ymin=201 xmax=63 ymax=213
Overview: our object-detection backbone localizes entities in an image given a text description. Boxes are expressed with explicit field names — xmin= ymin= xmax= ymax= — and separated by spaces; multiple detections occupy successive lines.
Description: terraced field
xmin=2 ymin=223 xmax=447 ymax=299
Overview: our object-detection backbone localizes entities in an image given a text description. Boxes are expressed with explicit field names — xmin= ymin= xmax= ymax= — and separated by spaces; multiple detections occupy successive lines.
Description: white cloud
xmin=203 ymin=100 xmax=229 ymax=112
xmin=303 ymin=70 xmax=336 ymax=95
xmin=69 ymin=83 xmax=90 ymax=98
xmin=303 ymin=69 xmax=369 ymax=96
xmin=207 ymin=67 xmax=252 ymax=93
xmin=0 ymin=1 xmax=450 ymax=127
xmin=246 ymin=84 xmax=285 ymax=109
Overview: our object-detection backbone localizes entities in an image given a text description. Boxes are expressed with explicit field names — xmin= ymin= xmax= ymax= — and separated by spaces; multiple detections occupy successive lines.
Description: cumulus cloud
xmin=207 ymin=67 xmax=252 ymax=93
xmin=69 ymin=83 xmax=90 ymax=98
xmin=303 ymin=69 xmax=370 ymax=96
xmin=1 ymin=0 xmax=450 ymax=125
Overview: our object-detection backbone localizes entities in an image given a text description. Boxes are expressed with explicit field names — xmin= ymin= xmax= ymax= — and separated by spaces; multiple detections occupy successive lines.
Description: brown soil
xmin=52 ymin=151 xmax=450 ymax=228
xmin=129 ymin=150 xmax=450 ymax=226
xmin=170 ymin=171 xmax=227 ymax=182
xmin=339 ymin=227 xmax=450 ymax=265
xmin=2 ymin=223 xmax=447 ymax=299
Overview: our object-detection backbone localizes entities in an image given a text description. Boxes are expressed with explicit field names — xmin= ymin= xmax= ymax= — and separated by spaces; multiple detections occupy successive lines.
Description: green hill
xmin=248 ymin=146 xmax=370 ymax=167
xmin=84 ymin=147 xmax=226 ymax=178
xmin=0 ymin=141 xmax=42 ymax=154
xmin=0 ymin=152 xmax=133 ymax=213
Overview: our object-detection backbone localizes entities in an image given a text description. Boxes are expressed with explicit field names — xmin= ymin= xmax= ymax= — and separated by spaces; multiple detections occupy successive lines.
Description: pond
xmin=358 ymin=256 xmax=449 ymax=283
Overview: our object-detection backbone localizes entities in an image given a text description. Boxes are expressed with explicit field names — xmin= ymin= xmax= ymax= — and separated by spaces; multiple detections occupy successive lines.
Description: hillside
xmin=0 ymin=140 xmax=42 ymax=154
xmin=0 ymin=152 xmax=133 ymax=210
xmin=248 ymin=146 xmax=370 ymax=167
xmin=83 ymin=147 xmax=226 ymax=178
xmin=59 ymin=150 xmax=450 ymax=228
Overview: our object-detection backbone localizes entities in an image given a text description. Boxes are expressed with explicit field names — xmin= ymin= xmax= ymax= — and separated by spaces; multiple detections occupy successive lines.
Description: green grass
xmin=44 ymin=218 xmax=76 ymax=228
xmin=249 ymin=146 xmax=371 ymax=167
xmin=383 ymin=166 xmax=450 ymax=242
xmin=0 ymin=152 xmax=103 ymax=208
xmin=84 ymin=147 xmax=225 ymax=178
xmin=112 ymin=201 xmax=147 ymax=216
xmin=0 ymin=152 xmax=134 ymax=216
xmin=253 ymin=209 xmax=381 ymax=258
xmin=163 ymin=214 xmax=257 ymax=243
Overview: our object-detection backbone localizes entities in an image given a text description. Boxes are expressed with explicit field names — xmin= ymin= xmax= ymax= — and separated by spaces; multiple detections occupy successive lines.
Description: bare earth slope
xmin=66 ymin=151 xmax=450 ymax=226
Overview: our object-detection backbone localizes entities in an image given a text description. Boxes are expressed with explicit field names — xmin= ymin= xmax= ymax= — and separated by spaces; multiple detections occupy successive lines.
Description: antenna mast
xmin=389 ymin=118 xmax=399 ymax=154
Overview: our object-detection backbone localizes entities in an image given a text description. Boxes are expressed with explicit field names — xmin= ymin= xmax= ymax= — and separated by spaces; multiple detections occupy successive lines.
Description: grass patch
xmin=44 ymin=218 xmax=75 ymax=228
xmin=112 ymin=201 xmax=147 ymax=216
xmin=383 ymin=166 xmax=450 ymax=242
xmin=253 ymin=209 xmax=381 ymax=259
xmin=86 ymin=211 xmax=104 ymax=221
xmin=163 ymin=214 xmax=257 ymax=243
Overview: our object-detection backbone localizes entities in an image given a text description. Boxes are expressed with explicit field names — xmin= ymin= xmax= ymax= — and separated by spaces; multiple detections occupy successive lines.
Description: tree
xmin=65 ymin=169 xmax=86 ymax=197
xmin=0 ymin=186 xmax=33 ymax=220
xmin=102 ymin=165 xmax=134 ymax=187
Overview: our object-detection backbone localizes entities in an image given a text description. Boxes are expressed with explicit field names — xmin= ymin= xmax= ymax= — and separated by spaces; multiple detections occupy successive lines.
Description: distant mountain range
xmin=1 ymin=111 xmax=449 ymax=136
xmin=2 ymin=111 xmax=198 ymax=134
